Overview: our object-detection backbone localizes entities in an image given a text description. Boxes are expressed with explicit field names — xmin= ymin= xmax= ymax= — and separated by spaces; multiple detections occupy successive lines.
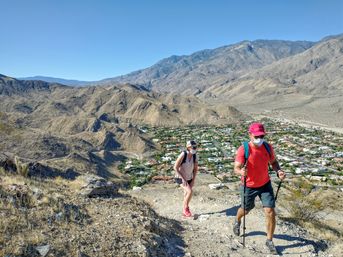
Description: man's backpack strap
xmin=243 ymin=141 xmax=271 ymax=165
xmin=262 ymin=141 xmax=274 ymax=172
xmin=243 ymin=141 xmax=249 ymax=166
xmin=263 ymin=141 xmax=272 ymax=157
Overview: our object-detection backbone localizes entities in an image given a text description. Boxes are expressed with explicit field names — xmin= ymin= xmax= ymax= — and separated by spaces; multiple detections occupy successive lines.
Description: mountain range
xmin=2 ymin=32 xmax=343 ymax=174
xmin=18 ymin=76 xmax=93 ymax=87
xmin=104 ymin=39 xmax=315 ymax=94
xmin=204 ymin=34 xmax=343 ymax=128
xmin=17 ymin=33 xmax=343 ymax=129
xmin=0 ymin=74 xmax=243 ymax=176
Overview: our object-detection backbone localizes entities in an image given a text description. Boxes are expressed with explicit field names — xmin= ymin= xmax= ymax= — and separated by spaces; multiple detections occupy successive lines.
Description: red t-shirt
xmin=235 ymin=142 xmax=276 ymax=188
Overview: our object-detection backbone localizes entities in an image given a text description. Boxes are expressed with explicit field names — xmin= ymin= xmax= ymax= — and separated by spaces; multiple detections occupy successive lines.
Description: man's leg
xmin=236 ymin=185 xmax=255 ymax=222
xmin=264 ymin=207 xmax=276 ymax=240
xmin=259 ymin=182 xmax=278 ymax=253
xmin=236 ymin=207 xmax=249 ymax=223
xmin=233 ymin=185 xmax=255 ymax=236
xmin=260 ymin=181 xmax=276 ymax=240
xmin=264 ymin=207 xmax=278 ymax=254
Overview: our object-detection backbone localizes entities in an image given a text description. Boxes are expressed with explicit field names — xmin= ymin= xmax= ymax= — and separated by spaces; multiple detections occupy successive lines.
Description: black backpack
xmin=181 ymin=150 xmax=196 ymax=164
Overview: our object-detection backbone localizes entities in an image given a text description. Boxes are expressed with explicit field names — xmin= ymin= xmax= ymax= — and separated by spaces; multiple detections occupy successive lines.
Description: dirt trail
xmin=130 ymin=173 xmax=332 ymax=257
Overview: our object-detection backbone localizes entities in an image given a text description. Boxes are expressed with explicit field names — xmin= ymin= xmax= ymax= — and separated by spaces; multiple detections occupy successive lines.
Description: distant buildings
xmin=125 ymin=120 xmax=343 ymax=188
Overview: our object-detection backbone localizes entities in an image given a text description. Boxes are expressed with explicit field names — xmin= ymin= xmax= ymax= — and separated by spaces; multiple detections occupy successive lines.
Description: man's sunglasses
xmin=254 ymin=135 xmax=265 ymax=139
xmin=191 ymin=146 xmax=197 ymax=149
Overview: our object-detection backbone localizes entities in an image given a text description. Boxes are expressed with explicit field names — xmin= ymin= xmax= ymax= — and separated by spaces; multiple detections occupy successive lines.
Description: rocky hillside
xmin=0 ymin=74 xmax=66 ymax=95
xmin=0 ymin=75 xmax=244 ymax=177
xmin=1 ymin=160 xmax=341 ymax=257
xmin=0 ymin=171 xmax=184 ymax=257
xmin=204 ymin=35 xmax=343 ymax=128
xmin=100 ymin=40 xmax=314 ymax=94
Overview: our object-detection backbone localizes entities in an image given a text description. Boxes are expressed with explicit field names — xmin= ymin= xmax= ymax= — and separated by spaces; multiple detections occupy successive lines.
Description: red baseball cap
xmin=249 ymin=122 xmax=266 ymax=136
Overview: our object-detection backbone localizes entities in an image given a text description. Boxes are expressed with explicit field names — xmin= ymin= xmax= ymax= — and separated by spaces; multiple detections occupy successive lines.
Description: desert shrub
xmin=14 ymin=156 xmax=29 ymax=177
xmin=282 ymin=178 xmax=330 ymax=222
xmin=118 ymin=162 xmax=125 ymax=172
xmin=0 ymin=184 xmax=35 ymax=209
xmin=0 ymin=167 xmax=5 ymax=175
xmin=48 ymin=197 xmax=90 ymax=224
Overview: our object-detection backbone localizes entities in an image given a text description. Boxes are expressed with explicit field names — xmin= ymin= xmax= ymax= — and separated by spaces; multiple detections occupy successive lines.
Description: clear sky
xmin=1 ymin=0 xmax=342 ymax=81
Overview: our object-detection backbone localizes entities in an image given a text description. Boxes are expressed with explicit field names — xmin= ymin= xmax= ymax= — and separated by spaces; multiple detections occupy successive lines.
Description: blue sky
xmin=1 ymin=0 xmax=342 ymax=81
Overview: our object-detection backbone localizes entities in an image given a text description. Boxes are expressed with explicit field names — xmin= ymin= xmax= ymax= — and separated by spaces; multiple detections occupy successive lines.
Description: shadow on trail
xmin=246 ymin=231 xmax=328 ymax=255
xmin=150 ymin=208 xmax=186 ymax=257
xmin=198 ymin=205 xmax=240 ymax=217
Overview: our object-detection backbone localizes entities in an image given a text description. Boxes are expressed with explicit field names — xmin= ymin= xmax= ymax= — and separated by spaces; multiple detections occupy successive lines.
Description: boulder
xmin=79 ymin=175 xmax=118 ymax=197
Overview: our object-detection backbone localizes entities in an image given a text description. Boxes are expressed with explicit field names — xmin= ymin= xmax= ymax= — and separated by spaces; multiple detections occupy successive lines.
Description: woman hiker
xmin=174 ymin=140 xmax=199 ymax=217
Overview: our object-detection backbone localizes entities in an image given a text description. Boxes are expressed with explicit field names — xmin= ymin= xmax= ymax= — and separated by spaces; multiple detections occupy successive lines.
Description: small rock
xmin=208 ymin=183 xmax=224 ymax=190
xmin=198 ymin=214 xmax=210 ymax=221
xmin=55 ymin=212 xmax=63 ymax=221
xmin=35 ymin=245 xmax=50 ymax=257
xmin=132 ymin=186 xmax=142 ymax=191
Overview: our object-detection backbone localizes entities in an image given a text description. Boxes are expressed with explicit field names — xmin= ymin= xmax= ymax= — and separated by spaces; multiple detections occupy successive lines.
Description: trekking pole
xmin=242 ymin=173 xmax=247 ymax=248
xmin=274 ymin=181 xmax=282 ymax=202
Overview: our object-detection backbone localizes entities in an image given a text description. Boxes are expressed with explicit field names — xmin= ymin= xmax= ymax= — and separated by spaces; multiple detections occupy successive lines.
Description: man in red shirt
xmin=233 ymin=122 xmax=286 ymax=254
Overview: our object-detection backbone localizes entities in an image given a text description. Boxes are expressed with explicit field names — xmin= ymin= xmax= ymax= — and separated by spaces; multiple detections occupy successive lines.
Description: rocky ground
xmin=1 ymin=160 xmax=342 ymax=257
xmin=0 ymin=171 xmax=183 ymax=257
xmin=130 ymin=173 xmax=342 ymax=257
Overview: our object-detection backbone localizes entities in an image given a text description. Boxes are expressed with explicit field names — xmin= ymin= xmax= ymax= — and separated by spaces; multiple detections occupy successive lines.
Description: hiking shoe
xmin=183 ymin=207 xmax=192 ymax=217
xmin=265 ymin=239 xmax=278 ymax=254
xmin=233 ymin=219 xmax=241 ymax=236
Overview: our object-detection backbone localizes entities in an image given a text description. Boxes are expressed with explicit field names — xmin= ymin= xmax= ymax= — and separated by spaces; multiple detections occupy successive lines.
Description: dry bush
xmin=14 ymin=156 xmax=29 ymax=177
xmin=0 ymin=166 xmax=5 ymax=175
xmin=0 ymin=173 xmax=90 ymax=256
xmin=280 ymin=178 xmax=342 ymax=241
xmin=282 ymin=178 xmax=327 ymax=221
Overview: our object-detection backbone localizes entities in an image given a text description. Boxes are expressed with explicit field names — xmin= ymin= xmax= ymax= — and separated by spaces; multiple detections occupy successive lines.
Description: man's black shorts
xmin=240 ymin=180 xmax=275 ymax=211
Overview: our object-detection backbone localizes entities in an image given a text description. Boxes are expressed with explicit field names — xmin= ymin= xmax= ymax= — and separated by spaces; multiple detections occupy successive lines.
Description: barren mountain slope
xmin=0 ymin=75 xmax=244 ymax=176
xmin=101 ymin=40 xmax=314 ymax=94
xmin=204 ymin=36 xmax=343 ymax=128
